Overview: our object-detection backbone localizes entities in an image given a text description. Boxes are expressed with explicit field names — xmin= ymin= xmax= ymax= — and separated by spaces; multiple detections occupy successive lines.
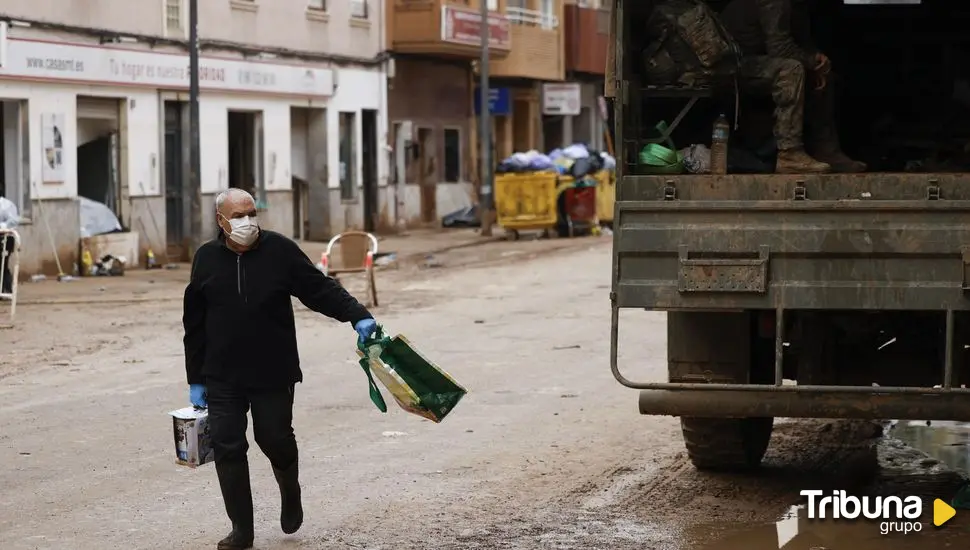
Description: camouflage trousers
xmin=740 ymin=56 xmax=840 ymax=152
xmin=739 ymin=56 xmax=806 ymax=151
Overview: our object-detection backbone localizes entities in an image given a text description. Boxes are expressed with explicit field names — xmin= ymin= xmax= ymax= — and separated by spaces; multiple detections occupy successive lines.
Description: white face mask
xmin=222 ymin=215 xmax=259 ymax=246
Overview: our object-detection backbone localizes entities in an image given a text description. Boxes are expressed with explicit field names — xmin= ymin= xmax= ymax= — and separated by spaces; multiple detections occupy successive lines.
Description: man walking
xmin=182 ymin=188 xmax=378 ymax=549
xmin=719 ymin=0 xmax=867 ymax=173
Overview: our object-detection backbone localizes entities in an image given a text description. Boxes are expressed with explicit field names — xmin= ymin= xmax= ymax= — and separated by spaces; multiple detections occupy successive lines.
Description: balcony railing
xmin=506 ymin=6 xmax=558 ymax=30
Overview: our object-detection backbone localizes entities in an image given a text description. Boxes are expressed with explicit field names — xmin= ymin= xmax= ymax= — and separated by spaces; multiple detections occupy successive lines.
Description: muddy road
xmin=1 ymin=239 xmax=968 ymax=549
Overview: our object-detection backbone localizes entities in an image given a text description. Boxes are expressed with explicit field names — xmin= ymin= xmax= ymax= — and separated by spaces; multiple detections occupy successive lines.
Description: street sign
xmin=542 ymin=83 xmax=582 ymax=116
xmin=474 ymin=87 xmax=511 ymax=116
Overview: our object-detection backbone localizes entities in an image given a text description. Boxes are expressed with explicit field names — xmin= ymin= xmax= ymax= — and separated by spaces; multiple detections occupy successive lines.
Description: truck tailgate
xmin=612 ymin=174 xmax=970 ymax=311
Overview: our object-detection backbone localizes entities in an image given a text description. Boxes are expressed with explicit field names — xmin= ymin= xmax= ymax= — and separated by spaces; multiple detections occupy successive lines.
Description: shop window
xmin=339 ymin=112 xmax=357 ymax=201
xmin=0 ymin=100 xmax=31 ymax=218
xmin=443 ymin=128 xmax=462 ymax=183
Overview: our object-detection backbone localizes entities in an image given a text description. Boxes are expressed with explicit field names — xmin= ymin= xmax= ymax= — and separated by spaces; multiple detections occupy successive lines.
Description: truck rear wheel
xmin=667 ymin=311 xmax=775 ymax=471
xmin=681 ymin=417 xmax=773 ymax=471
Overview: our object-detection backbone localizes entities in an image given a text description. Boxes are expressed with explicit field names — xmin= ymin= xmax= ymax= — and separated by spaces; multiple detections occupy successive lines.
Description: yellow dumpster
xmin=495 ymin=172 xmax=559 ymax=239
xmin=595 ymin=170 xmax=616 ymax=225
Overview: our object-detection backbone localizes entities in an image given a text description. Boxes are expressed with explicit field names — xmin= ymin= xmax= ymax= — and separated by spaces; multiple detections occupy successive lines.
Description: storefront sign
xmin=441 ymin=6 xmax=512 ymax=49
xmin=474 ymin=87 xmax=511 ymax=116
xmin=542 ymin=83 xmax=582 ymax=116
xmin=0 ymin=37 xmax=335 ymax=96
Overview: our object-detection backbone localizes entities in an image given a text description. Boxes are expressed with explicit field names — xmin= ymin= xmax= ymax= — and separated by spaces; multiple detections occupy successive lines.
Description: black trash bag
xmin=569 ymin=155 xmax=603 ymax=179
xmin=441 ymin=206 xmax=480 ymax=228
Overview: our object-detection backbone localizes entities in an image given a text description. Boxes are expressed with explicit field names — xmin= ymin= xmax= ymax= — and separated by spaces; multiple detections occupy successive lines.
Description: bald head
xmin=215 ymin=188 xmax=259 ymax=248
xmin=215 ymin=188 xmax=256 ymax=217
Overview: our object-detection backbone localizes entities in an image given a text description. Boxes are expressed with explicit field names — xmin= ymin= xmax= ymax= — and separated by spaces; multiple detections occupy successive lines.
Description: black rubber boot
xmin=215 ymin=461 xmax=255 ymax=550
xmin=273 ymin=460 xmax=304 ymax=534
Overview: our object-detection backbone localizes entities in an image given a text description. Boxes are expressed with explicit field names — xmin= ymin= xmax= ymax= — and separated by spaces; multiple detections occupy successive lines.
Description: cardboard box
xmin=170 ymin=406 xmax=214 ymax=468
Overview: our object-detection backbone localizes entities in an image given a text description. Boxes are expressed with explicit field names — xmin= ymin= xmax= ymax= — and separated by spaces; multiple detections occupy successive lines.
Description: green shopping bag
xmin=356 ymin=325 xmax=467 ymax=423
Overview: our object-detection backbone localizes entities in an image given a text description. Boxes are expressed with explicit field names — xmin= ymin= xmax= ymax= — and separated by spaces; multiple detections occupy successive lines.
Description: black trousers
xmin=207 ymin=379 xmax=298 ymax=470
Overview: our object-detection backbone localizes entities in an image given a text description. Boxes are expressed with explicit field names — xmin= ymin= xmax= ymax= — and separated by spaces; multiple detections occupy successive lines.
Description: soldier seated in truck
xmin=719 ymin=0 xmax=867 ymax=174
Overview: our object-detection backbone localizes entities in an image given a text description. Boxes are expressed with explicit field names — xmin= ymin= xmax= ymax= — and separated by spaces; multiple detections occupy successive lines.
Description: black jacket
xmin=182 ymin=230 xmax=371 ymax=389
xmin=719 ymin=0 xmax=818 ymax=69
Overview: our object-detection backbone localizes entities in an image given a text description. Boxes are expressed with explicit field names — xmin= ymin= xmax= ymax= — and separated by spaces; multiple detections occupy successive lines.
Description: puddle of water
xmin=890 ymin=420 xmax=970 ymax=474
xmin=687 ymin=506 xmax=873 ymax=550
xmin=685 ymin=504 xmax=966 ymax=550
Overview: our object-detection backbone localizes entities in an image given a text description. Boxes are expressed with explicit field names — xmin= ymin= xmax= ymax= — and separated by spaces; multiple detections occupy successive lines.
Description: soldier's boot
xmin=776 ymin=149 xmax=831 ymax=174
xmin=216 ymin=461 xmax=255 ymax=550
xmin=812 ymin=144 xmax=867 ymax=173
xmin=273 ymin=460 xmax=304 ymax=534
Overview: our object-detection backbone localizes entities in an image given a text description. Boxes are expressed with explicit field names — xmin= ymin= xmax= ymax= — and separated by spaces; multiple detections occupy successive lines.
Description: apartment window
xmin=540 ymin=0 xmax=555 ymax=29
xmin=164 ymin=0 xmax=184 ymax=36
xmin=0 ymin=100 xmax=31 ymax=218
xmin=308 ymin=0 xmax=326 ymax=9
xmin=350 ymin=0 xmax=368 ymax=18
xmin=339 ymin=112 xmax=357 ymax=201
xmin=443 ymin=128 xmax=462 ymax=183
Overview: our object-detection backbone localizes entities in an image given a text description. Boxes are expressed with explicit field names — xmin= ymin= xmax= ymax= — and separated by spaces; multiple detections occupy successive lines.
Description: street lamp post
xmin=187 ymin=0 xmax=203 ymax=259
xmin=478 ymin=0 xmax=494 ymax=236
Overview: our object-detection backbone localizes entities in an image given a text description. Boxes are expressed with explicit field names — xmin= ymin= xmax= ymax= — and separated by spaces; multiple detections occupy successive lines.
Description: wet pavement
xmin=679 ymin=422 xmax=970 ymax=550
xmin=892 ymin=420 xmax=970 ymax=473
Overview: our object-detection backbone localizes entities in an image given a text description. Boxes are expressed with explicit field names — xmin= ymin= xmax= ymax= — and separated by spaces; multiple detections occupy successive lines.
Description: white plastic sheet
xmin=0 ymin=197 xmax=19 ymax=230
xmin=78 ymin=196 xmax=122 ymax=238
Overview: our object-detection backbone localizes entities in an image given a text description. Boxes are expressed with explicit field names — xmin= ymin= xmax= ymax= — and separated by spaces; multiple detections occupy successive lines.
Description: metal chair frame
xmin=320 ymin=231 xmax=380 ymax=308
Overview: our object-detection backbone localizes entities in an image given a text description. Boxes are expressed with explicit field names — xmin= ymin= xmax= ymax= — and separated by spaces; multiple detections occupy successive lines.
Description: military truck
xmin=608 ymin=0 xmax=970 ymax=471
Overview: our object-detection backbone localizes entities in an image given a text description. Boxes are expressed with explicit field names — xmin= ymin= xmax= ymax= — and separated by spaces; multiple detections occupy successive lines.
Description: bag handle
xmin=357 ymin=324 xmax=390 ymax=413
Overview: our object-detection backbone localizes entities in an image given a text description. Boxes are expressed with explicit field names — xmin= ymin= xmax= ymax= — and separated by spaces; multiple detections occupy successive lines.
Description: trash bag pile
xmin=496 ymin=143 xmax=616 ymax=180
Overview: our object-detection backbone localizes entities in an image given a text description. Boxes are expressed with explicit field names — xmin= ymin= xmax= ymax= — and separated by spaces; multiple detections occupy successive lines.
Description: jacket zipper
xmin=235 ymin=254 xmax=249 ymax=303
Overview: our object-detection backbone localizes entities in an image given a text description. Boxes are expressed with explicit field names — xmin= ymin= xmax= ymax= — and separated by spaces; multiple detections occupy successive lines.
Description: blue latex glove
xmin=354 ymin=318 xmax=377 ymax=344
xmin=189 ymin=384 xmax=208 ymax=409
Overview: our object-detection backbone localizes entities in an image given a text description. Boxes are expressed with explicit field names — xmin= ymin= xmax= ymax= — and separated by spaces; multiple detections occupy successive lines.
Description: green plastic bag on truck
xmin=356 ymin=325 xmax=467 ymax=423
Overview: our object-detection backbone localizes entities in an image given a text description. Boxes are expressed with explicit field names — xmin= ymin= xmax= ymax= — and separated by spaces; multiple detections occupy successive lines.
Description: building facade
xmin=385 ymin=0 xmax=512 ymax=227
xmin=0 ymin=0 xmax=388 ymax=276
xmin=488 ymin=0 xmax=565 ymax=159
xmin=562 ymin=0 xmax=610 ymax=152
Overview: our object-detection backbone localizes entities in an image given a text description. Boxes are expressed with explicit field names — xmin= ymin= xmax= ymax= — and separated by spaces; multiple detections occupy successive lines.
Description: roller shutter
xmin=76 ymin=97 xmax=120 ymax=122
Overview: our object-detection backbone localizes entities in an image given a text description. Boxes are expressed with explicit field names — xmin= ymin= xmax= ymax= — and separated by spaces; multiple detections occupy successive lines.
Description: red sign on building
xmin=441 ymin=6 xmax=512 ymax=49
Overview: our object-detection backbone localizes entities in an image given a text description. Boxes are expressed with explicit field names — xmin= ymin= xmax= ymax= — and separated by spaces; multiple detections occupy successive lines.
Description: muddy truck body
xmin=608 ymin=0 xmax=970 ymax=471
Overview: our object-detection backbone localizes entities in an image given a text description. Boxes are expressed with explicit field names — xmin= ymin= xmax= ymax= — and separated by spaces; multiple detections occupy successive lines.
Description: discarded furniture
xmin=320 ymin=231 xmax=379 ymax=307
